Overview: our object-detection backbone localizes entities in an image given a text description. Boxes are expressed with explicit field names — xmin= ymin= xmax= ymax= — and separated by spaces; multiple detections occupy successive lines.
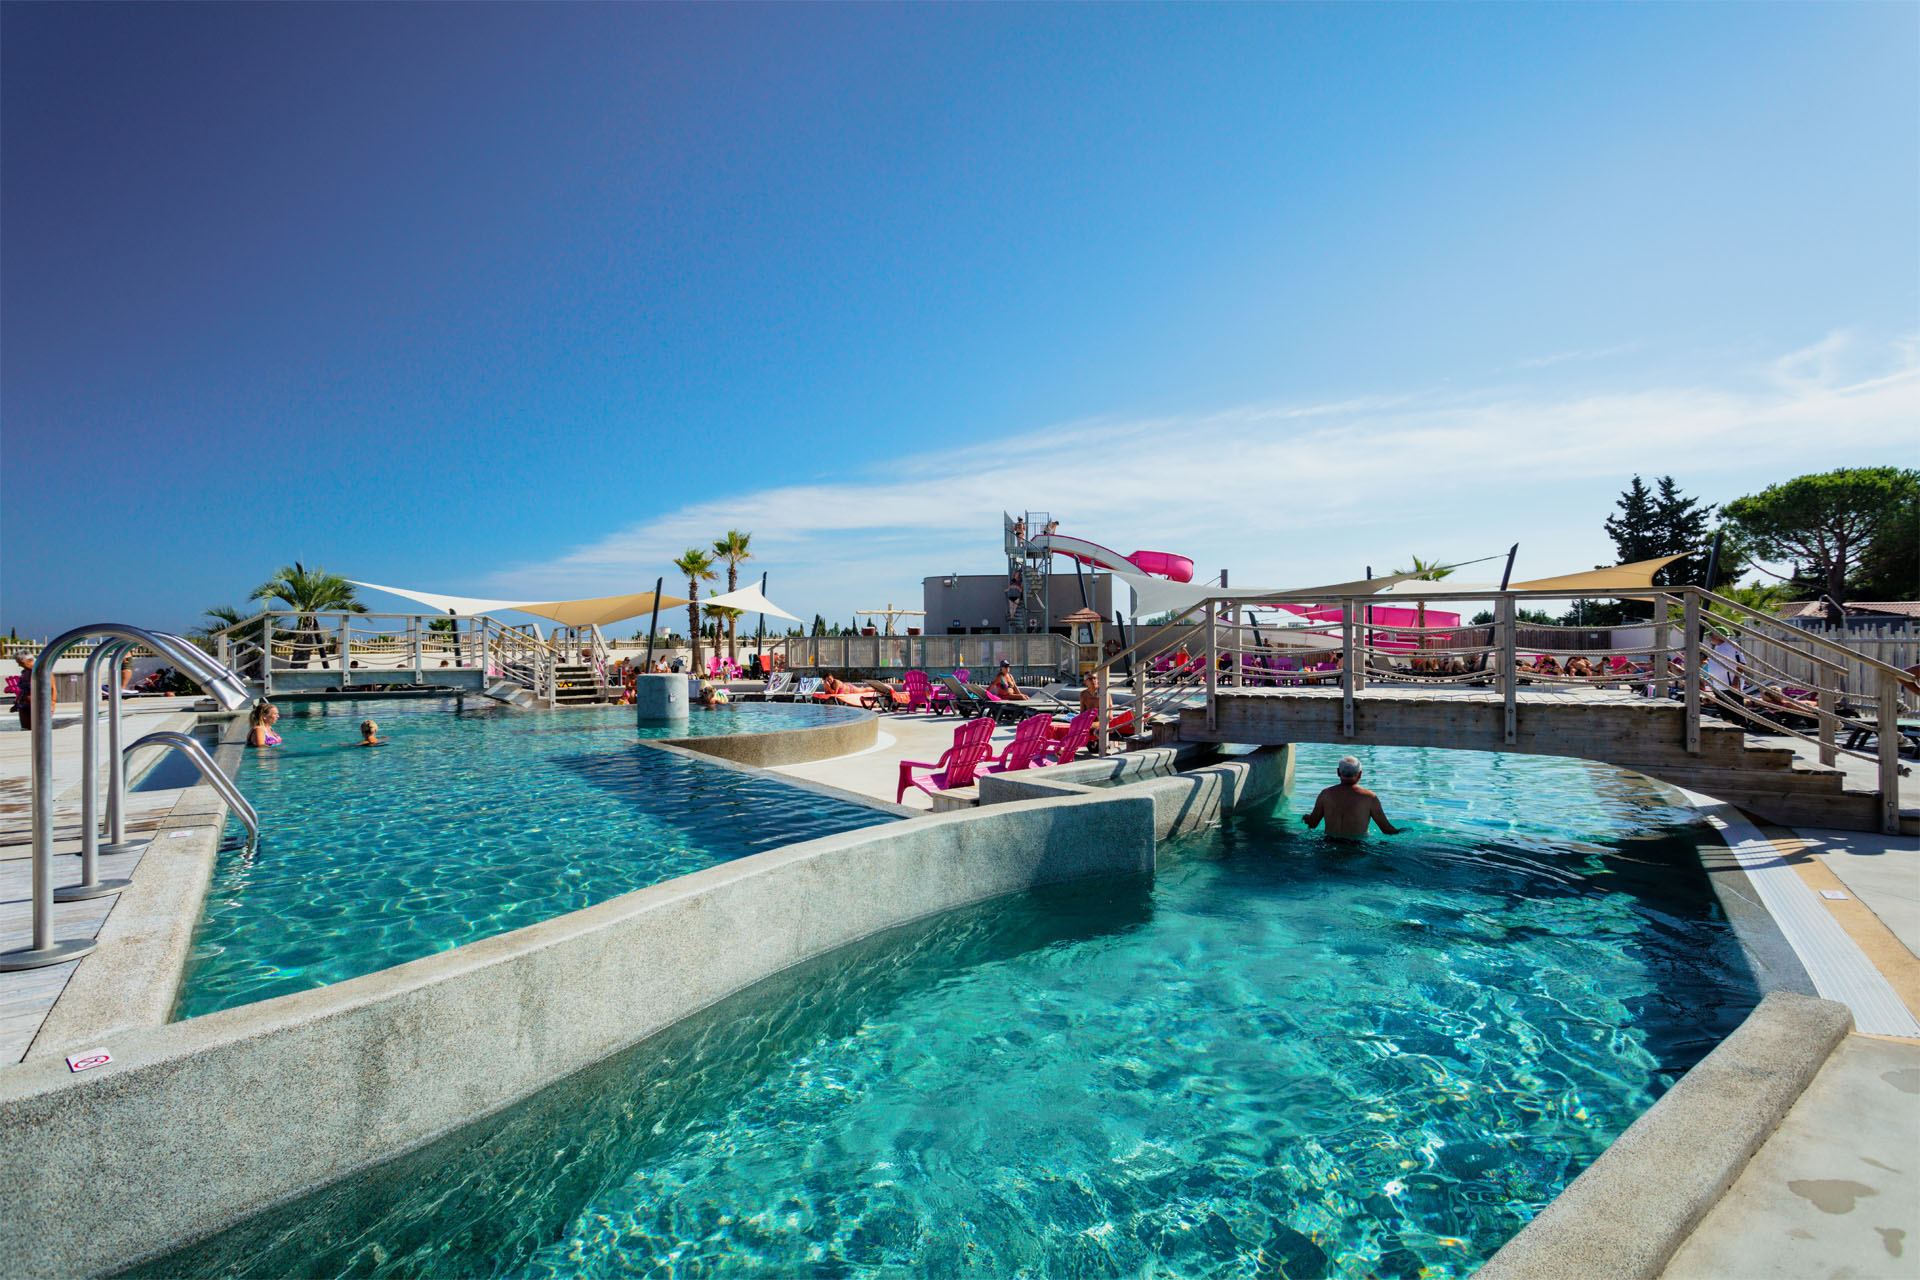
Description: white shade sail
xmin=702 ymin=582 xmax=803 ymax=622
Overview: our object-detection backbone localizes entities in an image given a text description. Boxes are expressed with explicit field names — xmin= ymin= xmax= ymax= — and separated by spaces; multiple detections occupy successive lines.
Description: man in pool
xmin=1302 ymin=755 xmax=1401 ymax=838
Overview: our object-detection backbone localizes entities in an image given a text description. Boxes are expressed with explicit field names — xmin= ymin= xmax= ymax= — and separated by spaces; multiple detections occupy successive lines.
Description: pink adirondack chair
xmin=901 ymin=669 xmax=949 ymax=714
xmin=982 ymin=713 xmax=1055 ymax=775
xmin=896 ymin=717 xmax=996 ymax=803
xmin=1034 ymin=709 xmax=1095 ymax=766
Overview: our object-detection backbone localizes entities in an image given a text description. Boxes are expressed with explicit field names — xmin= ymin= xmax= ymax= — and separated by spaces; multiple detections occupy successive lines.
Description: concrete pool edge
xmin=0 ymin=788 xmax=1155 ymax=1279
xmin=1477 ymin=990 xmax=1854 ymax=1280
xmin=660 ymin=706 xmax=879 ymax=767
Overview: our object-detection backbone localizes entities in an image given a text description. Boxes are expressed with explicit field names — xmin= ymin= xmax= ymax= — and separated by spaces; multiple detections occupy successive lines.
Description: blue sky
xmin=3 ymin=3 xmax=1914 ymax=636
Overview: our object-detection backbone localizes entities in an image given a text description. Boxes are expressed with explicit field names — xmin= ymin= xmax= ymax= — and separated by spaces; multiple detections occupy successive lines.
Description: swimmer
xmin=1302 ymin=756 xmax=1401 ymax=838
xmin=358 ymin=719 xmax=386 ymax=746
xmin=246 ymin=701 xmax=281 ymax=748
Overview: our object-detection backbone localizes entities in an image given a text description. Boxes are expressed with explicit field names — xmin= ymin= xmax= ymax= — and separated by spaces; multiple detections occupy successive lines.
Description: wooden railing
xmin=758 ymin=632 xmax=1077 ymax=677
xmin=1088 ymin=586 xmax=1913 ymax=833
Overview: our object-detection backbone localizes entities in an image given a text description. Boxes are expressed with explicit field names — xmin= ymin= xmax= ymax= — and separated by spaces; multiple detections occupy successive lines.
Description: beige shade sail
xmin=514 ymin=591 xmax=691 ymax=628
xmin=351 ymin=581 xmax=688 ymax=628
xmin=1506 ymin=554 xmax=1687 ymax=595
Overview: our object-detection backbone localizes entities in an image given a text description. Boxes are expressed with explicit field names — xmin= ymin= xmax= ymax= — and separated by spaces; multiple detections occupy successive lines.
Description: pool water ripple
xmin=175 ymin=698 xmax=886 ymax=1019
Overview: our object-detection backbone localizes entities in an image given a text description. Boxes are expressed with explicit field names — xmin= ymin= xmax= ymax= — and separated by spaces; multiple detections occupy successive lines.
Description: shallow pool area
xmin=147 ymin=744 xmax=1759 ymax=1278
xmin=174 ymin=698 xmax=887 ymax=1019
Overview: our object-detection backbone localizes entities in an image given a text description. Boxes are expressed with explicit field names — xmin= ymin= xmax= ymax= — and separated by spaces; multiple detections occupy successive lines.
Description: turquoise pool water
xmin=175 ymin=698 xmax=887 ymax=1019
xmin=145 ymin=745 xmax=1759 ymax=1278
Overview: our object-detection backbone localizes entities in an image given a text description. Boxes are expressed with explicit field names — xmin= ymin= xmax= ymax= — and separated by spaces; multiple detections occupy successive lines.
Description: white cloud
xmin=487 ymin=332 xmax=1919 ymax=623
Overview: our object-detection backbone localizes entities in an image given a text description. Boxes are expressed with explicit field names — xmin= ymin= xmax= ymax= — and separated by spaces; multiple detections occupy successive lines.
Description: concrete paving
xmin=1662 ymin=1034 xmax=1920 ymax=1280
xmin=772 ymin=710 xmax=1021 ymax=809
xmin=1802 ymin=826 xmax=1920 ymax=960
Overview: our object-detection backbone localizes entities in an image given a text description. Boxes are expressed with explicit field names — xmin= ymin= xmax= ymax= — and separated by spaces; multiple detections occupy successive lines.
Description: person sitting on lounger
xmin=990 ymin=660 xmax=1026 ymax=701
xmin=1566 ymin=655 xmax=1594 ymax=678
xmin=821 ymin=672 xmax=853 ymax=696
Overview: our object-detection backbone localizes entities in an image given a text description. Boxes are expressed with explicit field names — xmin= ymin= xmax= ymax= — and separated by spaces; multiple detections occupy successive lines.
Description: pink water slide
xmin=1037 ymin=533 xmax=1195 ymax=582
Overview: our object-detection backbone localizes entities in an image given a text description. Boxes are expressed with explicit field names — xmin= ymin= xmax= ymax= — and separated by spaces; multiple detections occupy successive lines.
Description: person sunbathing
xmin=989 ymin=661 xmax=1026 ymax=700
xmin=821 ymin=672 xmax=854 ymax=696
xmin=1566 ymin=656 xmax=1594 ymax=678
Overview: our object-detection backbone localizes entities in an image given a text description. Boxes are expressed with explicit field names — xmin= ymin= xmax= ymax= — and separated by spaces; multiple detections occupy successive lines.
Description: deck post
xmin=1683 ymin=592 xmax=1701 ymax=754
xmin=1817 ymin=659 xmax=1838 ymax=766
xmin=1341 ymin=599 xmax=1355 ymax=738
xmin=1205 ymin=601 xmax=1218 ymax=734
xmin=1133 ymin=647 xmax=1146 ymax=748
xmin=1499 ymin=595 xmax=1517 ymax=745
xmin=410 ymin=617 xmax=423 ymax=675
xmin=1879 ymin=670 xmax=1901 ymax=835
xmin=337 ymin=614 xmax=351 ymax=685
xmin=1652 ymin=593 xmax=1671 ymax=699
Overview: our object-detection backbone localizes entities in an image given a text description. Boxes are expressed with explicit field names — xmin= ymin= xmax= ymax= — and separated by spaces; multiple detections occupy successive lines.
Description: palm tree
xmin=703 ymin=604 xmax=743 ymax=666
xmin=1392 ymin=555 xmax=1455 ymax=638
xmin=711 ymin=530 xmax=752 ymax=663
xmin=672 ymin=548 xmax=717 ymax=673
xmin=251 ymin=562 xmax=366 ymax=669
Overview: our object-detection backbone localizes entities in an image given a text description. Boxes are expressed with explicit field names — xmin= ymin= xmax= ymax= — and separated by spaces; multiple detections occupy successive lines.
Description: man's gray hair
xmin=1336 ymin=755 xmax=1362 ymax=779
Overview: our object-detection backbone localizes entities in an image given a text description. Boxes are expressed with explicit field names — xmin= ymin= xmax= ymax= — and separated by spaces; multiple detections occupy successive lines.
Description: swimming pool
xmin=174 ymin=698 xmax=889 ymax=1019
xmin=146 ymin=744 xmax=1758 ymax=1278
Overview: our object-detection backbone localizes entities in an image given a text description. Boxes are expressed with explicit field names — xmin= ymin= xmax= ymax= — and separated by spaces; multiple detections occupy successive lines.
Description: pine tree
xmin=1651 ymin=476 xmax=1716 ymax=587
xmin=1602 ymin=476 xmax=1662 ymax=564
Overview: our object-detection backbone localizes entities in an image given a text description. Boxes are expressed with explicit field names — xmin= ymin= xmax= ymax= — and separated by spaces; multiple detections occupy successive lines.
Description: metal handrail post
xmin=1683 ymin=593 xmax=1702 ymax=754
xmin=1341 ymin=600 xmax=1356 ymax=738
xmin=337 ymin=616 xmax=351 ymax=684
xmin=1879 ymin=671 xmax=1901 ymax=835
xmin=122 ymin=731 xmax=259 ymax=843
xmin=60 ymin=640 xmax=137 ymax=901
xmin=1204 ymin=600 xmax=1219 ymax=734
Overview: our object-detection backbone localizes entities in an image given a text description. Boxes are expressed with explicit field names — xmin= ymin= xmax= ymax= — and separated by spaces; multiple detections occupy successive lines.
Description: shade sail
xmin=703 ymin=583 xmax=802 ymax=623
xmin=349 ymin=581 xmax=539 ymax=615
xmin=1506 ymin=554 xmax=1687 ymax=595
xmin=351 ymin=581 xmax=689 ymax=628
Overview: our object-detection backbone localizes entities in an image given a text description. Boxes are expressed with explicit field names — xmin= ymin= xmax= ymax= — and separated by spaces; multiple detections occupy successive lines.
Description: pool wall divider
xmin=0 ymin=786 xmax=1156 ymax=1280
xmin=658 ymin=706 xmax=878 ymax=768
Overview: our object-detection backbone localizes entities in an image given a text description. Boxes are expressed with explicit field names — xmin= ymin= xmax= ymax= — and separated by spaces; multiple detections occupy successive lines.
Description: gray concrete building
xmin=923 ymin=573 xmax=1115 ymax=635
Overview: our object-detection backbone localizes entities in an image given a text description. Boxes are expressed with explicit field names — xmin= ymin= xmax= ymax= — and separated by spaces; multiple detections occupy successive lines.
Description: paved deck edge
xmin=1476 ymin=990 xmax=1853 ymax=1280
xmin=659 ymin=708 xmax=879 ymax=767
xmin=0 ymin=788 xmax=1154 ymax=1280
xmin=639 ymin=738 xmax=917 ymax=818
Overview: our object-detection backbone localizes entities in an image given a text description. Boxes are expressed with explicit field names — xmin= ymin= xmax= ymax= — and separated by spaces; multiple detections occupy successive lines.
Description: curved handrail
xmin=4 ymin=624 xmax=253 ymax=970
xmin=122 ymin=730 xmax=259 ymax=843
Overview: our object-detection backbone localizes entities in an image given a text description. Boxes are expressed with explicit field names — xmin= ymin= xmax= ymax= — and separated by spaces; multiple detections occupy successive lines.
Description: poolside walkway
xmin=0 ymin=704 xmax=206 ymax=1062
xmin=771 ymin=710 xmax=1021 ymax=809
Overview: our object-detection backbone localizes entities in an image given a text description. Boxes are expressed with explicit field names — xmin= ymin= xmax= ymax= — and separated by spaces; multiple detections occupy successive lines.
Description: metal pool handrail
xmin=1 ymin=623 xmax=253 ymax=973
xmin=120 ymin=731 xmax=259 ymax=845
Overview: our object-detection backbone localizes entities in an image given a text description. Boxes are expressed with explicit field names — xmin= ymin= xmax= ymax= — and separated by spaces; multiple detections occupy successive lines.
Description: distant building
xmin=1776 ymin=600 xmax=1918 ymax=630
xmin=923 ymin=573 xmax=1114 ymax=635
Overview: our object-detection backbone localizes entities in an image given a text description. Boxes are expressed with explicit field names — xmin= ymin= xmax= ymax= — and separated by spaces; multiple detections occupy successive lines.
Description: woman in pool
xmin=358 ymin=720 xmax=386 ymax=746
xmin=247 ymin=701 xmax=282 ymax=747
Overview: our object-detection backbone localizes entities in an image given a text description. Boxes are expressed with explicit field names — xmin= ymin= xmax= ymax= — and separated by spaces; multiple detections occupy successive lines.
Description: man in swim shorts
xmin=1302 ymin=756 xmax=1401 ymax=838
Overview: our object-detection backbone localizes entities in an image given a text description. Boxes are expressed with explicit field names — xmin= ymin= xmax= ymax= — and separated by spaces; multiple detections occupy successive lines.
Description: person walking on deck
xmin=1303 ymin=755 xmax=1401 ymax=838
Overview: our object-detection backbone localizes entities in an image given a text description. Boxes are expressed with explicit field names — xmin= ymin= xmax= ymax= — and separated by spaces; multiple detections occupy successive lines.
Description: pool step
xmin=552 ymin=663 xmax=610 ymax=705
